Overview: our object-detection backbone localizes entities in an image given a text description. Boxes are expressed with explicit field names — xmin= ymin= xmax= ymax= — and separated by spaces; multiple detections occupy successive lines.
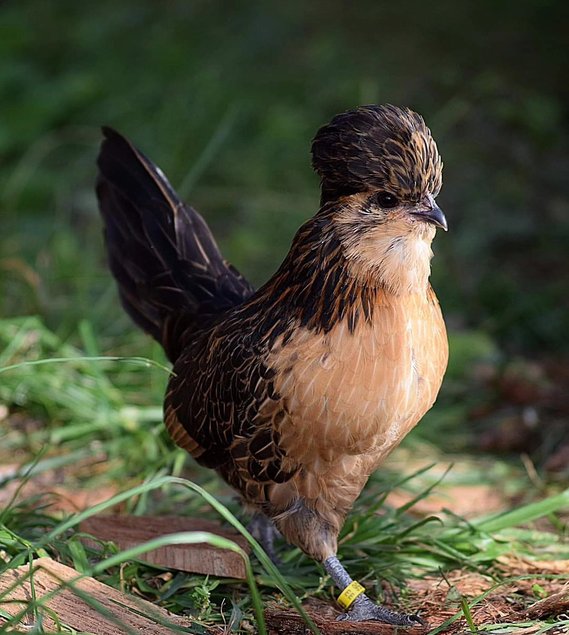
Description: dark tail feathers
xmin=96 ymin=127 xmax=254 ymax=361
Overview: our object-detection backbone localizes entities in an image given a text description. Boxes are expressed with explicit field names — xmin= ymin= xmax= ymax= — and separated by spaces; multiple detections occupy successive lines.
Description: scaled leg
xmin=324 ymin=555 xmax=425 ymax=626
xmin=248 ymin=513 xmax=283 ymax=565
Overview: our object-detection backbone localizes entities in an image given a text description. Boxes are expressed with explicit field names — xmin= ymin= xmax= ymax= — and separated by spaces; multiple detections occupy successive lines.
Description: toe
xmin=337 ymin=596 xmax=427 ymax=627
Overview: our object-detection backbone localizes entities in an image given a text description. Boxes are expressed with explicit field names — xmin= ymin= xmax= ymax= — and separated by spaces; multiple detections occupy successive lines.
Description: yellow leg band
xmin=337 ymin=580 xmax=365 ymax=609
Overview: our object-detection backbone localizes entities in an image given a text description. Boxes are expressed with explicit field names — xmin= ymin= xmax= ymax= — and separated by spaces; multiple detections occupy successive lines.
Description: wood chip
xmin=498 ymin=554 xmax=569 ymax=575
xmin=0 ymin=557 xmax=193 ymax=634
xmin=525 ymin=585 xmax=569 ymax=619
xmin=81 ymin=514 xmax=250 ymax=579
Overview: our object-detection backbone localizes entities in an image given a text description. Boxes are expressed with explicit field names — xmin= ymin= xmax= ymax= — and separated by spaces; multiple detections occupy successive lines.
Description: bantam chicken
xmin=96 ymin=104 xmax=448 ymax=625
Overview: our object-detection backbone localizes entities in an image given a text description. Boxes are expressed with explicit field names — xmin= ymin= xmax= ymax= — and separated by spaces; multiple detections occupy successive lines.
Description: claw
xmin=323 ymin=556 xmax=427 ymax=627
xmin=338 ymin=595 xmax=427 ymax=627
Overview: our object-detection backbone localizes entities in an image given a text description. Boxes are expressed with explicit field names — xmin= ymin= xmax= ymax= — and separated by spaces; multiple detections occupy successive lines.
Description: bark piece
xmin=525 ymin=586 xmax=569 ymax=619
xmin=81 ymin=514 xmax=250 ymax=579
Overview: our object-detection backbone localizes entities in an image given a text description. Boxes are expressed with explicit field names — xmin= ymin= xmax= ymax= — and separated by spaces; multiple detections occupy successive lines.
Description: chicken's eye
xmin=372 ymin=191 xmax=399 ymax=209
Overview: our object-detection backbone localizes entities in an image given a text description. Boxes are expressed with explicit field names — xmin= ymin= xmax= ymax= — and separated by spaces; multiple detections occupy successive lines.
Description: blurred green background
xmin=1 ymin=1 xmax=568 ymax=465
xmin=2 ymin=0 xmax=569 ymax=349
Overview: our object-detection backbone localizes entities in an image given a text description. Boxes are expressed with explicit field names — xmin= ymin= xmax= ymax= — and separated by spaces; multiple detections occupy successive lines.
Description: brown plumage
xmin=96 ymin=104 xmax=448 ymax=625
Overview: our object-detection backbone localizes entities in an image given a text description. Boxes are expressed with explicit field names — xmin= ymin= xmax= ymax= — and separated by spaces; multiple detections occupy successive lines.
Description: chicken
xmin=96 ymin=104 xmax=448 ymax=625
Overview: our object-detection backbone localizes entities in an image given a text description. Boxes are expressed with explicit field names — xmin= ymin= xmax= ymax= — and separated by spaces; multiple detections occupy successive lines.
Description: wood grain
xmin=81 ymin=514 xmax=250 ymax=579
xmin=0 ymin=557 xmax=193 ymax=634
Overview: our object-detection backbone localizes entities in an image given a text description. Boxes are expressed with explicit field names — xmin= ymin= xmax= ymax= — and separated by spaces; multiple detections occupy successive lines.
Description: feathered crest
xmin=312 ymin=104 xmax=442 ymax=203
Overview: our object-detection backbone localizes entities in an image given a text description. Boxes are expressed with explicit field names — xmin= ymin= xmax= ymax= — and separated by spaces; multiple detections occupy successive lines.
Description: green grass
xmin=0 ymin=319 xmax=568 ymax=633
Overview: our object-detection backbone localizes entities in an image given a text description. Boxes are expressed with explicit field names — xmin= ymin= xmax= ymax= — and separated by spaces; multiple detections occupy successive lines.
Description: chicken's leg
xmin=323 ymin=556 xmax=424 ymax=625
xmin=248 ymin=513 xmax=283 ymax=565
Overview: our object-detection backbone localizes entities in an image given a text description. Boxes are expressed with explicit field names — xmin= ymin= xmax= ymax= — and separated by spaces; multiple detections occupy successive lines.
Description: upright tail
xmin=96 ymin=127 xmax=254 ymax=362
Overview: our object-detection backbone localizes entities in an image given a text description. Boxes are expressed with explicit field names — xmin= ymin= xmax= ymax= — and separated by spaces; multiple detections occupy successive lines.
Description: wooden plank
xmin=81 ymin=514 xmax=250 ymax=579
xmin=0 ymin=557 xmax=193 ymax=634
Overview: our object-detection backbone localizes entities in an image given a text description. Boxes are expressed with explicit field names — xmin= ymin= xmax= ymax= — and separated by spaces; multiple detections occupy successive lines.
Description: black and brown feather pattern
xmin=312 ymin=104 xmax=442 ymax=203
xmin=96 ymin=127 xmax=254 ymax=361
xmin=164 ymin=205 xmax=383 ymax=464
xmin=97 ymin=105 xmax=448 ymax=562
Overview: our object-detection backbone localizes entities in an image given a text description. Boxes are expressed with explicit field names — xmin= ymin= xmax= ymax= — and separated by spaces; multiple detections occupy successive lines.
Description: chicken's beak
xmin=411 ymin=203 xmax=448 ymax=231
